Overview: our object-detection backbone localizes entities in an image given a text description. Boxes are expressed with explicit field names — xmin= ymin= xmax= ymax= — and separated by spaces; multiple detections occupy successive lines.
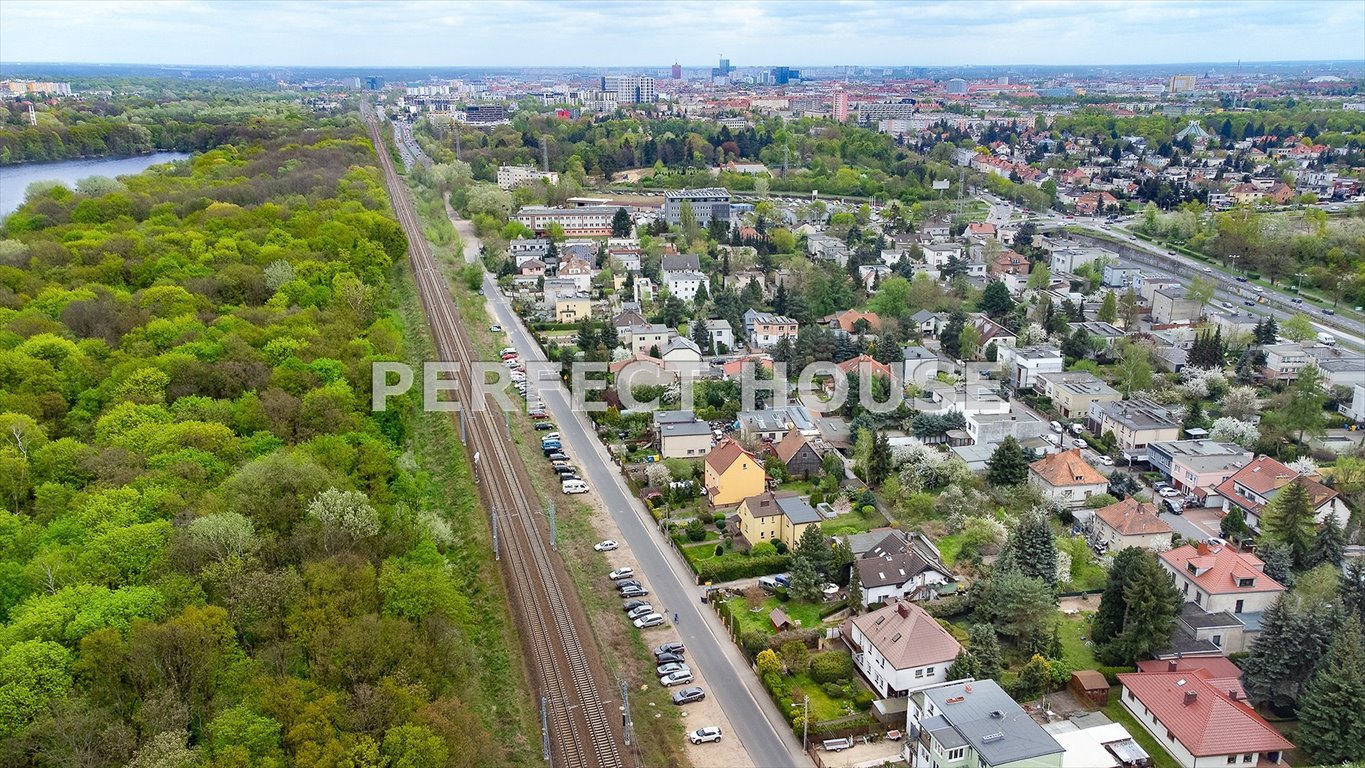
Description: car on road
xmin=655 ymin=651 xmax=685 ymax=665
xmin=635 ymin=613 xmax=667 ymax=629
xmin=688 ymin=726 xmax=722 ymax=744
xmin=1202 ymin=267 xmax=1213 ymax=273
xmin=1324 ymin=308 xmax=1335 ymax=315
xmin=1158 ymin=487 xmax=1181 ymax=498
xmin=1236 ymin=276 xmax=1248 ymax=283
xmin=594 ymin=539 xmax=618 ymax=552
xmin=1244 ymin=300 xmax=1255 ymax=307
xmin=654 ymin=642 xmax=685 ymax=656
xmin=1097 ymin=455 xmax=1115 ymax=466
xmin=672 ymin=686 xmax=706 ymax=705
xmin=627 ymin=605 xmax=655 ymax=621
xmin=656 ymin=662 xmax=690 ymax=677
xmin=620 ymin=585 xmax=649 ymax=598
xmin=608 ymin=567 xmax=634 ymax=580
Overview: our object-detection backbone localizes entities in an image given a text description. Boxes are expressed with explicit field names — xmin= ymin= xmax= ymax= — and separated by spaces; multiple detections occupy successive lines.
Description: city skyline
xmin=2 ymin=0 xmax=1363 ymax=69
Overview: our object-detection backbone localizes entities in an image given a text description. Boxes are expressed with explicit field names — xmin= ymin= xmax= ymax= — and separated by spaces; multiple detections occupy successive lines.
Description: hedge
xmin=921 ymin=594 xmax=972 ymax=619
xmin=1096 ymin=665 xmax=1136 ymax=685
xmin=695 ymin=553 xmax=790 ymax=583
xmin=808 ymin=714 xmax=877 ymax=739
xmin=810 ymin=651 xmax=854 ymax=684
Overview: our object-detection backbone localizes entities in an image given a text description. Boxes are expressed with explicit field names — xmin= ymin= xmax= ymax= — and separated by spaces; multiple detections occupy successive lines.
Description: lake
xmin=0 ymin=152 xmax=191 ymax=216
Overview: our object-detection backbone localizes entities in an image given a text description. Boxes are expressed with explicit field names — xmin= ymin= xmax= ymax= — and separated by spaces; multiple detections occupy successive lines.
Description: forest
xmin=0 ymin=122 xmax=534 ymax=766
xmin=0 ymin=89 xmax=340 ymax=165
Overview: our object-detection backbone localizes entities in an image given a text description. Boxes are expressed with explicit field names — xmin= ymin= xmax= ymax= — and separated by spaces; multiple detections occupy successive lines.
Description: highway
xmin=448 ymin=215 xmax=811 ymax=767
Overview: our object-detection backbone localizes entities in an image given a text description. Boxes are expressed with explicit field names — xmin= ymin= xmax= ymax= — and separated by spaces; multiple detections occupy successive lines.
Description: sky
xmin=1 ymin=0 xmax=1363 ymax=69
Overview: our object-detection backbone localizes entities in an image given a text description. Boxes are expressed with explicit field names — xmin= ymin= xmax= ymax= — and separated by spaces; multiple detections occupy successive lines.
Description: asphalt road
xmin=447 ymin=209 xmax=809 ymax=768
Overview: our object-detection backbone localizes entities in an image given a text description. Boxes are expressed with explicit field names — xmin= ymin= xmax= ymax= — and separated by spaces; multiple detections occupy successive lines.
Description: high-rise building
xmin=366 ymin=76 xmax=386 ymax=91
xmin=601 ymin=75 xmax=657 ymax=103
xmin=671 ymin=63 xmax=682 ymax=80
xmin=771 ymin=66 xmax=800 ymax=85
xmin=711 ymin=56 xmax=734 ymax=81
xmin=1168 ymin=74 xmax=1197 ymax=93
xmin=832 ymin=90 xmax=849 ymax=123
xmin=945 ymin=78 xmax=967 ymax=94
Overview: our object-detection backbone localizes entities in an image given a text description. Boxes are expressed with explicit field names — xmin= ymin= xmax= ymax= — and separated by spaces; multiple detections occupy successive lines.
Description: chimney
xmin=897 ymin=603 xmax=910 ymax=618
xmin=1167 ymin=660 xmax=1178 ymax=672
xmin=1228 ymin=690 xmax=1239 ymax=701
xmin=1184 ymin=691 xmax=1198 ymax=706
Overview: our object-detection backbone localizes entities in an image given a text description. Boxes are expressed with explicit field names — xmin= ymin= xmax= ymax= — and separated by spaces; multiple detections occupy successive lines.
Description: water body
xmin=0 ymin=152 xmax=190 ymax=216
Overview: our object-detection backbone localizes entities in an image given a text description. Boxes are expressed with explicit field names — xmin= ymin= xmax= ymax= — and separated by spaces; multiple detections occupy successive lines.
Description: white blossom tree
xmin=1210 ymin=417 xmax=1260 ymax=449
xmin=307 ymin=487 xmax=380 ymax=552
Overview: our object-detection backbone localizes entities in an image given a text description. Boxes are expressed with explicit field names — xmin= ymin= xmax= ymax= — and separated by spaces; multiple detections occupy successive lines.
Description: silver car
xmin=634 ymin=612 xmax=665 ymax=629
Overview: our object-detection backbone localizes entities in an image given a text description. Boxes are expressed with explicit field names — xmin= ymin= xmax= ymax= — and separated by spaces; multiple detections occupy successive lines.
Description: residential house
xmin=1088 ymin=398 xmax=1183 ymax=461
xmin=904 ymin=679 xmax=1064 ymax=768
xmin=1159 ymin=542 xmax=1285 ymax=652
xmin=610 ymin=353 xmax=674 ymax=392
xmin=632 ymin=277 xmax=656 ymax=303
xmin=774 ymin=429 xmax=823 ymax=479
xmin=842 ymin=601 xmax=962 ymax=700
xmin=743 ymin=309 xmax=799 ymax=348
xmin=660 ymin=253 xmax=702 ymax=279
xmin=1261 ymin=344 xmax=1308 ymax=383
xmin=735 ymin=491 xmax=821 ymax=550
xmin=1303 ymin=344 xmax=1365 ymax=389
xmin=519 ymin=258 xmax=547 ymax=277
xmin=855 ymin=533 xmax=956 ymax=607
xmin=656 ymin=415 xmax=713 ymax=459
xmin=605 ymin=247 xmax=642 ymax=272
xmin=903 ymin=345 xmax=941 ymax=386
xmin=997 ymin=345 xmax=1064 ymax=391
xmin=837 ymin=354 xmax=895 ymax=382
xmin=1037 ymin=371 xmax=1121 ymax=420
xmin=910 ymin=309 xmax=943 ymax=338
xmin=555 ymin=297 xmax=592 ymax=323
xmin=1093 ymin=498 xmax=1172 ymax=552
xmin=1214 ymin=455 xmax=1346 ymax=531
xmin=703 ymin=318 xmax=734 ymax=352
xmin=508 ymin=237 xmax=551 ymax=266
xmin=665 ymin=271 xmax=706 ymax=301
xmin=922 ymin=219 xmax=951 ymax=241
xmin=1147 ymin=440 xmax=1253 ymax=498
xmin=1067 ymin=321 xmax=1126 ymax=354
xmin=559 ymin=256 xmax=594 ymax=292
xmin=1116 ymin=669 xmax=1292 ymax=768
xmin=807 ymin=233 xmax=852 ymax=267
xmin=1029 ymin=449 xmax=1109 ymax=508
xmin=1151 ymin=286 xmax=1204 ymax=325
xmin=1050 ymin=244 xmax=1116 ymax=275
xmin=1134 ymin=657 xmax=1245 ymax=700
xmin=737 ymin=409 xmax=790 ymax=442
xmin=622 ymin=323 xmax=672 ymax=356
xmin=989 ymin=248 xmax=1031 ymax=277
xmin=823 ymin=309 xmax=883 ymax=337
xmin=1102 ymin=264 xmax=1143 ymax=290
xmin=966 ymin=405 xmax=1052 ymax=448
xmin=660 ymin=337 xmax=705 ymax=376
xmin=611 ymin=308 xmax=649 ymax=329
xmin=703 ymin=439 xmax=767 ymax=507
xmin=921 ymin=242 xmax=964 ymax=269
xmin=966 ymin=221 xmax=997 ymax=239
xmin=1075 ymin=191 xmax=1119 ymax=215
xmin=968 ymin=313 xmax=1017 ymax=350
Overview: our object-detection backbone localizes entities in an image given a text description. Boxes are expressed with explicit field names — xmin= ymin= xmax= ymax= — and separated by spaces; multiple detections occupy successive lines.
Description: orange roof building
xmin=1093 ymin=497 xmax=1172 ymax=552
xmin=1028 ymin=449 xmax=1109 ymax=509
xmin=1117 ymin=669 xmax=1292 ymax=767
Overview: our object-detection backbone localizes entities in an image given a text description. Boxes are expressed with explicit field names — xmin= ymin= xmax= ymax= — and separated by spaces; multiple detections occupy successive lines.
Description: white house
xmin=665 ymin=270 xmax=707 ymax=302
xmin=855 ymin=533 xmax=955 ymax=607
xmin=703 ymin=319 xmax=734 ymax=353
xmin=1029 ymin=449 xmax=1109 ymax=509
xmin=841 ymin=601 xmax=962 ymax=699
xmin=997 ymin=345 xmax=1064 ymax=391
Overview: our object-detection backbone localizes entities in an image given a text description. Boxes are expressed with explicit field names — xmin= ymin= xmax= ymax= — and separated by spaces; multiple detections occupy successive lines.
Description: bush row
xmin=695 ymin=553 xmax=790 ymax=583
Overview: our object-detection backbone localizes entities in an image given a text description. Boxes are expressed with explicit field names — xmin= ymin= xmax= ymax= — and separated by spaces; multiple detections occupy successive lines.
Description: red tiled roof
xmin=1030 ymin=449 xmax=1107 ymax=488
xmin=1095 ymin=498 xmax=1172 ymax=536
xmin=705 ymin=438 xmax=757 ymax=475
xmin=1159 ymin=543 xmax=1284 ymax=596
xmin=835 ymin=354 xmax=893 ymax=379
xmin=845 ymin=601 xmax=962 ymax=671
xmin=1118 ymin=670 xmax=1292 ymax=757
xmin=1136 ymin=658 xmax=1245 ymax=700
xmin=1213 ymin=455 xmax=1338 ymax=516
xmin=774 ymin=429 xmax=811 ymax=463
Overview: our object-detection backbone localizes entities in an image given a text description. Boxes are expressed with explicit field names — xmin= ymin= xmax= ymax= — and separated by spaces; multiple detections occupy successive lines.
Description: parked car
xmin=655 ymin=651 xmax=685 ymax=665
xmin=534 ymin=422 xmax=556 ymax=431
xmin=1158 ymin=487 xmax=1181 ymax=498
xmin=561 ymin=479 xmax=588 ymax=494
xmin=627 ymin=605 xmax=655 ymax=621
xmin=546 ymin=453 xmax=569 ymax=463
xmin=608 ymin=568 xmax=633 ymax=581
xmin=687 ymin=726 xmax=721 ymax=744
xmin=656 ymin=662 xmax=690 ymax=677
xmin=654 ymin=642 xmax=685 ymax=656
xmin=541 ymin=433 xmax=560 ymax=442
xmin=619 ymin=586 xmax=649 ymax=598
xmin=1097 ymin=455 xmax=1115 ymax=466
xmin=489 ymin=324 xmax=502 ymax=332
xmin=671 ymin=687 xmax=705 ymax=705
xmin=634 ymin=613 xmax=666 ymax=629
xmin=623 ymin=599 xmax=649 ymax=612
xmin=615 ymin=580 xmax=642 ymax=591
xmin=594 ymin=540 xmax=618 ymax=552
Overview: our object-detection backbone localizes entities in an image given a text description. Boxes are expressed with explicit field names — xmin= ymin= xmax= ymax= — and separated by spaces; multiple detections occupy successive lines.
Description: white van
xmin=561 ymin=479 xmax=589 ymax=494
xmin=1050 ymin=421 xmax=1063 ymax=433
xmin=758 ymin=576 xmax=781 ymax=592
xmin=500 ymin=347 xmax=517 ymax=357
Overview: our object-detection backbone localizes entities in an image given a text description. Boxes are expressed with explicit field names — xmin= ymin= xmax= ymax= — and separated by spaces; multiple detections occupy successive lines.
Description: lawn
xmin=1056 ymin=611 xmax=1099 ymax=671
xmin=821 ymin=508 xmax=887 ymax=536
xmin=935 ymin=533 xmax=964 ymax=566
xmin=1059 ymin=535 xmax=1108 ymax=592
xmin=679 ymin=540 xmax=723 ymax=565
xmin=1103 ymin=697 xmax=1180 ymax=768
xmin=786 ymin=672 xmax=859 ymax=722
xmin=726 ymin=596 xmax=833 ymax=636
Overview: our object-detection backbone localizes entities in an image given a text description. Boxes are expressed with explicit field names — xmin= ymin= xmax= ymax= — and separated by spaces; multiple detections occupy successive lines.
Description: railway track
xmin=362 ymin=106 xmax=622 ymax=768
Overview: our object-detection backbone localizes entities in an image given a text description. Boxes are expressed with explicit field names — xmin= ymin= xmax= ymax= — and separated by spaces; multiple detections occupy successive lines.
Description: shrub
xmin=822 ymin=682 xmax=845 ymax=699
xmin=714 ymin=544 xmax=724 ymax=557
xmin=685 ymin=518 xmax=706 ymax=542
xmin=853 ymin=689 xmax=875 ymax=710
xmin=713 ymin=512 xmax=728 ymax=528
xmin=773 ymin=540 xmax=789 ymax=555
xmin=1095 ymin=665 xmax=1136 ymax=685
xmin=756 ymin=649 xmax=783 ymax=678
xmin=740 ymin=631 xmax=769 ymax=657
xmin=922 ymin=594 xmax=971 ymax=619
xmin=694 ymin=554 xmax=790 ymax=583
xmin=750 ymin=541 xmax=777 ymax=558
xmin=810 ymin=651 xmax=854 ymax=684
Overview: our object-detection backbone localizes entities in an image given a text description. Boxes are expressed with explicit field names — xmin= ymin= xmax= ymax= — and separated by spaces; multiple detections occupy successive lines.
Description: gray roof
xmin=654 ymin=410 xmax=698 ymax=426
xmin=660 ymin=421 xmax=712 ymax=438
xmin=661 ymin=254 xmax=701 ymax=273
xmin=774 ymin=495 xmax=822 ymax=525
xmin=911 ymin=309 xmax=940 ymax=323
xmin=1179 ymin=602 xmax=1240 ymax=630
xmin=903 ymin=345 xmax=937 ymax=361
xmin=919 ymin=680 xmax=1064 ymax=766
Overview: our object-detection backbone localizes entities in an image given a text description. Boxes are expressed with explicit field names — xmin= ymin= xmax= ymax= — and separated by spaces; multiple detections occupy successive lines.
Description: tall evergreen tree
xmin=979 ymin=281 xmax=1015 ymax=320
xmin=1093 ymin=548 xmax=1154 ymax=643
xmin=691 ymin=316 xmax=712 ymax=354
xmin=946 ymin=649 xmax=980 ymax=682
xmin=1295 ymin=615 xmax=1365 ymax=764
xmin=1242 ymin=593 xmax=1340 ymax=709
xmin=793 ymin=523 xmax=833 ymax=582
xmin=611 ymin=207 xmax=633 ymax=237
xmin=1261 ymin=479 xmax=1316 ymax=570
xmin=997 ymin=511 xmax=1059 ymax=588
xmin=967 ymin=623 xmax=1005 ymax=681
xmin=868 ymin=431 xmax=893 ymax=486
xmin=1258 ymin=540 xmax=1295 ymax=587
xmin=1308 ymin=512 xmax=1345 ymax=569
xmin=986 ymin=436 xmax=1029 ymax=486
xmin=941 ymin=311 xmax=967 ymax=360
xmin=1343 ymin=559 xmax=1365 ymax=619
xmin=1097 ymin=552 xmax=1182 ymax=665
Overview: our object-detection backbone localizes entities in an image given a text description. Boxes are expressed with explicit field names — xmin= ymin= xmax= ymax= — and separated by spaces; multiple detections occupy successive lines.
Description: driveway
xmin=454 ymin=213 xmax=808 ymax=767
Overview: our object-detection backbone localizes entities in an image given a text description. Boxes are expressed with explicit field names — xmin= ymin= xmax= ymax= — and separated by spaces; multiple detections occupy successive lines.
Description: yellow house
xmin=556 ymin=297 xmax=592 ymax=323
xmin=703 ymin=439 xmax=767 ymax=507
xmin=736 ymin=491 xmax=822 ymax=550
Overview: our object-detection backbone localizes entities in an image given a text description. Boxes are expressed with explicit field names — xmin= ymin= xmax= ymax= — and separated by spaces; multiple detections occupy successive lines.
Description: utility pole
xmin=791 ymin=695 xmax=809 ymax=751
xmin=541 ymin=695 xmax=551 ymax=766
xmin=783 ymin=142 xmax=789 ymax=177
xmin=619 ymin=679 xmax=634 ymax=747
xmin=542 ymin=138 xmax=550 ymax=172
xmin=491 ymin=505 xmax=499 ymax=560
xmin=547 ymin=502 xmax=557 ymax=550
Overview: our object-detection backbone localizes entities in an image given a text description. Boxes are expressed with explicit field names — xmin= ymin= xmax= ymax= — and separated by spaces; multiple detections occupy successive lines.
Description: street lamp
xmin=1227 ymin=253 xmax=1241 ymax=274
xmin=791 ymin=695 xmax=809 ymax=751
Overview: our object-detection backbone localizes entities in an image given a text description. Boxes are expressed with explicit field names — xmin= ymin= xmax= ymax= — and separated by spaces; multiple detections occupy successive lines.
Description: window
xmin=1235 ymin=599 xmax=1245 ymax=614
xmin=915 ymin=669 xmax=924 ymax=678
xmin=1128 ymin=690 xmax=1136 ymax=702
xmin=927 ymin=667 xmax=935 ymax=675
xmin=1167 ymin=730 xmax=1175 ymax=742
xmin=1213 ymin=634 xmax=1222 ymax=647
xmin=1228 ymin=756 xmax=1237 ymax=765
xmin=947 ymin=748 xmax=965 ymax=761
xmin=1243 ymin=756 xmax=1253 ymax=764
